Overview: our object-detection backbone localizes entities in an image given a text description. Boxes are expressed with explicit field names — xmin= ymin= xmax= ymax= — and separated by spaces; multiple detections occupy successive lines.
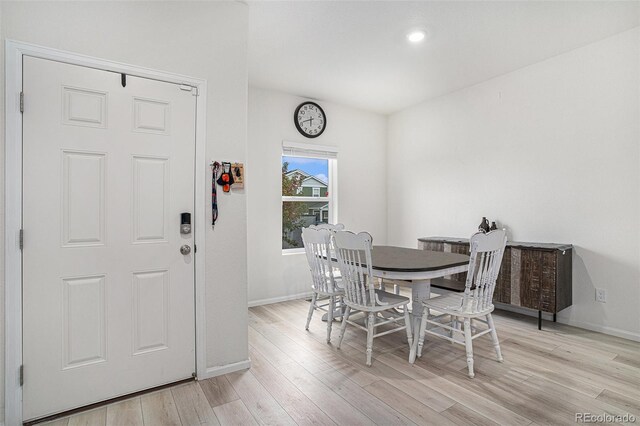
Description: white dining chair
xmin=302 ymin=227 xmax=344 ymax=343
xmin=310 ymin=223 xmax=345 ymax=280
xmin=412 ymin=229 xmax=507 ymax=378
xmin=333 ymin=231 xmax=413 ymax=366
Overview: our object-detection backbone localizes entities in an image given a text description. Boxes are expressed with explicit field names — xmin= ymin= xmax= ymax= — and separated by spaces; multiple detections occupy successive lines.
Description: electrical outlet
xmin=595 ymin=288 xmax=607 ymax=303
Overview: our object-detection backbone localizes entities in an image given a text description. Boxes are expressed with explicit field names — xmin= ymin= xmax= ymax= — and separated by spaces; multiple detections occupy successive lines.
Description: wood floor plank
xmin=612 ymin=353 xmax=640 ymax=369
xmin=521 ymin=375 xmax=634 ymax=418
xmin=378 ymin=349 xmax=533 ymax=426
xmin=248 ymin=347 xmax=336 ymax=426
xmin=106 ymin=398 xmax=143 ymax=426
xmin=315 ymin=369 xmax=416 ymax=425
xmin=226 ymin=369 xmax=296 ymax=425
xmin=250 ymin=313 xmax=333 ymax=374
xmin=41 ymin=418 xmax=70 ymax=426
xmin=248 ymin=327 xmax=297 ymax=368
xmin=500 ymin=339 xmax=640 ymax=398
xmin=255 ymin=315 xmax=381 ymax=387
xmin=276 ymin=361 xmax=375 ymax=425
xmin=172 ymin=381 xmax=220 ymax=426
xmin=441 ymin=403 xmax=501 ymax=426
xmin=212 ymin=400 xmax=258 ymax=426
xmin=470 ymin=342 xmax=604 ymax=398
xmin=67 ymin=408 xmax=106 ymax=426
xmin=199 ymin=375 xmax=240 ymax=408
xmin=363 ymin=379 xmax=457 ymax=426
xmin=140 ymin=389 xmax=181 ymax=426
xmin=597 ymin=389 xmax=640 ymax=416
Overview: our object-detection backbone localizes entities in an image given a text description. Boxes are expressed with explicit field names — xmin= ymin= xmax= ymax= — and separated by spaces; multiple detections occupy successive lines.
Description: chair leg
xmin=403 ymin=307 xmax=413 ymax=352
xmin=305 ymin=293 xmax=317 ymax=331
xmin=326 ymin=296 xmax=334 ymax=343
xmin=366 ymin=312 xmax=375 ymax=366
xmin=337 ymin=306 xmax=351 ymax=349
xmin=451 ymin=316 xmax=459 ymax=343
xmin=487 ymin=313 xmax=504 ymax=362
xmin=463 ymin=318 xmax=475 ymax=378
xmin=417 ymin=308 xmax=429 ymax=358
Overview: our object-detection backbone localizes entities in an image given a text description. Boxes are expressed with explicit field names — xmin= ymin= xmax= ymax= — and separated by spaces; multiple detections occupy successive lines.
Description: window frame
xmin=281 ymin=143 xmax=338 ymax=255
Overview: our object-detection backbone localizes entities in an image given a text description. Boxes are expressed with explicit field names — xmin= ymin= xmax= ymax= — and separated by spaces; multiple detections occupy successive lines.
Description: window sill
xmin=282 ymin=248 xmax=305 ymax=256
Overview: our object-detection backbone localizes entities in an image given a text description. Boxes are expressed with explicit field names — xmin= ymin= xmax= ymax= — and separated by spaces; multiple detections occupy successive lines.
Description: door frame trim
xmin=4 ymin=39 xmax=208 ymax=425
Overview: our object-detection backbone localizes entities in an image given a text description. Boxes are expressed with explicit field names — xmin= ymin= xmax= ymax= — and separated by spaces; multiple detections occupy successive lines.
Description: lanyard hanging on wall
xmin=211 ymin=162 xmax=220 ymax=226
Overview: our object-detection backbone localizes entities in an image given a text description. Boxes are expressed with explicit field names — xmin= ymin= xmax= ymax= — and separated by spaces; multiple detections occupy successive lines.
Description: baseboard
xmin=248 ymin=292 xmax=312 ymax=307
xmin=494 ymin=302 xmax=640 ymax=342
xmin=201 ymin=359 xmax=251 ymax=380
xmin=560 ymin=319 xmax=640 ymax=342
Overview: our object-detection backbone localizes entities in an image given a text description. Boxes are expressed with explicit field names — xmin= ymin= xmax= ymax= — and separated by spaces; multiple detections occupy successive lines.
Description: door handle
xmin=180 ymin=245 xmax=191 ymax=255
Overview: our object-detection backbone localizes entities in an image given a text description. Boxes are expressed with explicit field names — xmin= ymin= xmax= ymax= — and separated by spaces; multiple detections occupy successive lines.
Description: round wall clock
xmin=294 ymin=101 xmax=326 ymax=138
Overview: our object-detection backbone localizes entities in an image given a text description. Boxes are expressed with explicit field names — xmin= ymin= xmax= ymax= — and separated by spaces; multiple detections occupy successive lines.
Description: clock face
xmin=294 ymin=102 xmax=326 ymax=138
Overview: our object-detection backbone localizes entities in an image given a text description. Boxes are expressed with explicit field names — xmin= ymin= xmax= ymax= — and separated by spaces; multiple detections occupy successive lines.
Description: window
xmin=282 ymin=142 xmax=337 ymax=251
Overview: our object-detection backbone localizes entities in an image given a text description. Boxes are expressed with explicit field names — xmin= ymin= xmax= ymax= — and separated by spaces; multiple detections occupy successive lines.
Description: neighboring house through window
xmin=282 ymin=141 xmax=337 ymax=252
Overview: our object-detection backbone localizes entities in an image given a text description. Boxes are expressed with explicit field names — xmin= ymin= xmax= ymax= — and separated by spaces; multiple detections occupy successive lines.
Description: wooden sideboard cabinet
xmin=418 ymin=237 xmax=573 ymax=329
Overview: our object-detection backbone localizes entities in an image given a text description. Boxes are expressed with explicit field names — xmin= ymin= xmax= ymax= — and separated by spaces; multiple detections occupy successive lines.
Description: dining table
xmin=327 ymin=245 xmax=470 ymax=361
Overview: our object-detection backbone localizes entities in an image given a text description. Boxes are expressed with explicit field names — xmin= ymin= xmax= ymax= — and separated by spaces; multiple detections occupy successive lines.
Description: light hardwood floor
xmin=43 ymin=299 xmax=640 ymax=426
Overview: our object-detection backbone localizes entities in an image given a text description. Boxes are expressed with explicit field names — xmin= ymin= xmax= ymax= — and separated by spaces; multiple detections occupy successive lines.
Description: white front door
xmin=22 ymin=56 xmax=197 ymax=421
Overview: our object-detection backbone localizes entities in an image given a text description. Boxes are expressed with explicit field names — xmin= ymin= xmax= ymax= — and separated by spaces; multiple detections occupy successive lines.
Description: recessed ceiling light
xmin=406 ymin=29 xmax=426 ymax=43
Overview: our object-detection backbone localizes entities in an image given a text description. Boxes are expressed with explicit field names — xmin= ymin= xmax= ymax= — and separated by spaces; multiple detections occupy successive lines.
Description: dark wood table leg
xmin=553 ymin=313 xmax=557 ymax=322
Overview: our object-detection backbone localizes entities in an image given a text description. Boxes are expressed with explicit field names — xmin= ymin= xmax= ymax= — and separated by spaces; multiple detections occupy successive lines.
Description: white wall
xmin=387 ymin=28 xmax=640 ymax=340
xmin=1 ymin=2 xmax=249 ymax=421
xmin=247 ymin=87 xmax=387 ymax=305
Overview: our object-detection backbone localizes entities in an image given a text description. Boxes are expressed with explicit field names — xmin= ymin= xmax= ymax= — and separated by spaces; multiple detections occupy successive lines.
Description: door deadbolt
xmin=180 ymin=245 xmax=191 ymax=255
xmin=180 ymin=212 xmax=192 ymax=235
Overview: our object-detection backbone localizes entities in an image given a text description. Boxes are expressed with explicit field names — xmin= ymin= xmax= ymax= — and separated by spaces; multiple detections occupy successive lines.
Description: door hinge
xmin=19 ymin=365 xmax=24 ymax=386
xmin=179 ymin=85 xmax=198 ymax=96
xmin=194 ymin=244 xmax=197 ymax=253
xmin=19 ymin=229 xmax=24 ymax=250
xmin=20 ymin=92 xmax=24 ymax=113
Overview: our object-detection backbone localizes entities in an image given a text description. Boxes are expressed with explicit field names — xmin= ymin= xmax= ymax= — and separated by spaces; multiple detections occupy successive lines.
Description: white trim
xmin=5 ymin=39 xmax=25 ymax=426
xmin=328 ymin=157 xmax=338 ymax=224
xmin=282 ymin=248 xmax=305 ymax=256
xmin=282 ymin=140 xmax=338 ymax=153
xmin=201 ymin=360 xmax=252 ymax=380
xmin=282 ymin=196 xmax=330 ymax=203
xmin=4 ymin=40 xmax=208 ymax=425
xmin=248 ymin=291 xmax=313 ymax=307
xmin=494 ymin=303 xmax=640 ymax=342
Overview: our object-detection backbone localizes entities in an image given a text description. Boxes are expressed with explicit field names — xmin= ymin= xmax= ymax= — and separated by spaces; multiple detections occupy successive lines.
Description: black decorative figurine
xmin=490 ymin=221 xmax=498 ymax=231
xmin=478 ymin=217 xmax=490 ymax=233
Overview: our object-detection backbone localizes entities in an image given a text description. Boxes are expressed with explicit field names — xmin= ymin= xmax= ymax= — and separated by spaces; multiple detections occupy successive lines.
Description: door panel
xmin=22 ymin=56 xmax=197 ymax=420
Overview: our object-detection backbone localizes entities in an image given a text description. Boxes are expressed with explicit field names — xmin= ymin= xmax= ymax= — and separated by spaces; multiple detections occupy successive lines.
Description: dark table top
xmin=369 ymin=245 xmax=469 ymax=272
xmin=418 ymin=236 xmax=573 ymax=251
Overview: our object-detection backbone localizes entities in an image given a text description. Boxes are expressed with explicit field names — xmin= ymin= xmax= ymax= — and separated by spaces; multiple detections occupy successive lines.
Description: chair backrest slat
xmin=302 ymin=227 xmax=337 ymax=293
xmin=462 ymin=229 xmax=507 ymax=313
xmin=333 ymin=231 xmax=376 ymax=308
xmin=309 ymin=223 xmax=346 ymax=231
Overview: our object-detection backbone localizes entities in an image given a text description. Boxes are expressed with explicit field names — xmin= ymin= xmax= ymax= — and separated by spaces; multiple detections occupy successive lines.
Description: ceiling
xmin=248 ymin=1 xmax=639 ymax=115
